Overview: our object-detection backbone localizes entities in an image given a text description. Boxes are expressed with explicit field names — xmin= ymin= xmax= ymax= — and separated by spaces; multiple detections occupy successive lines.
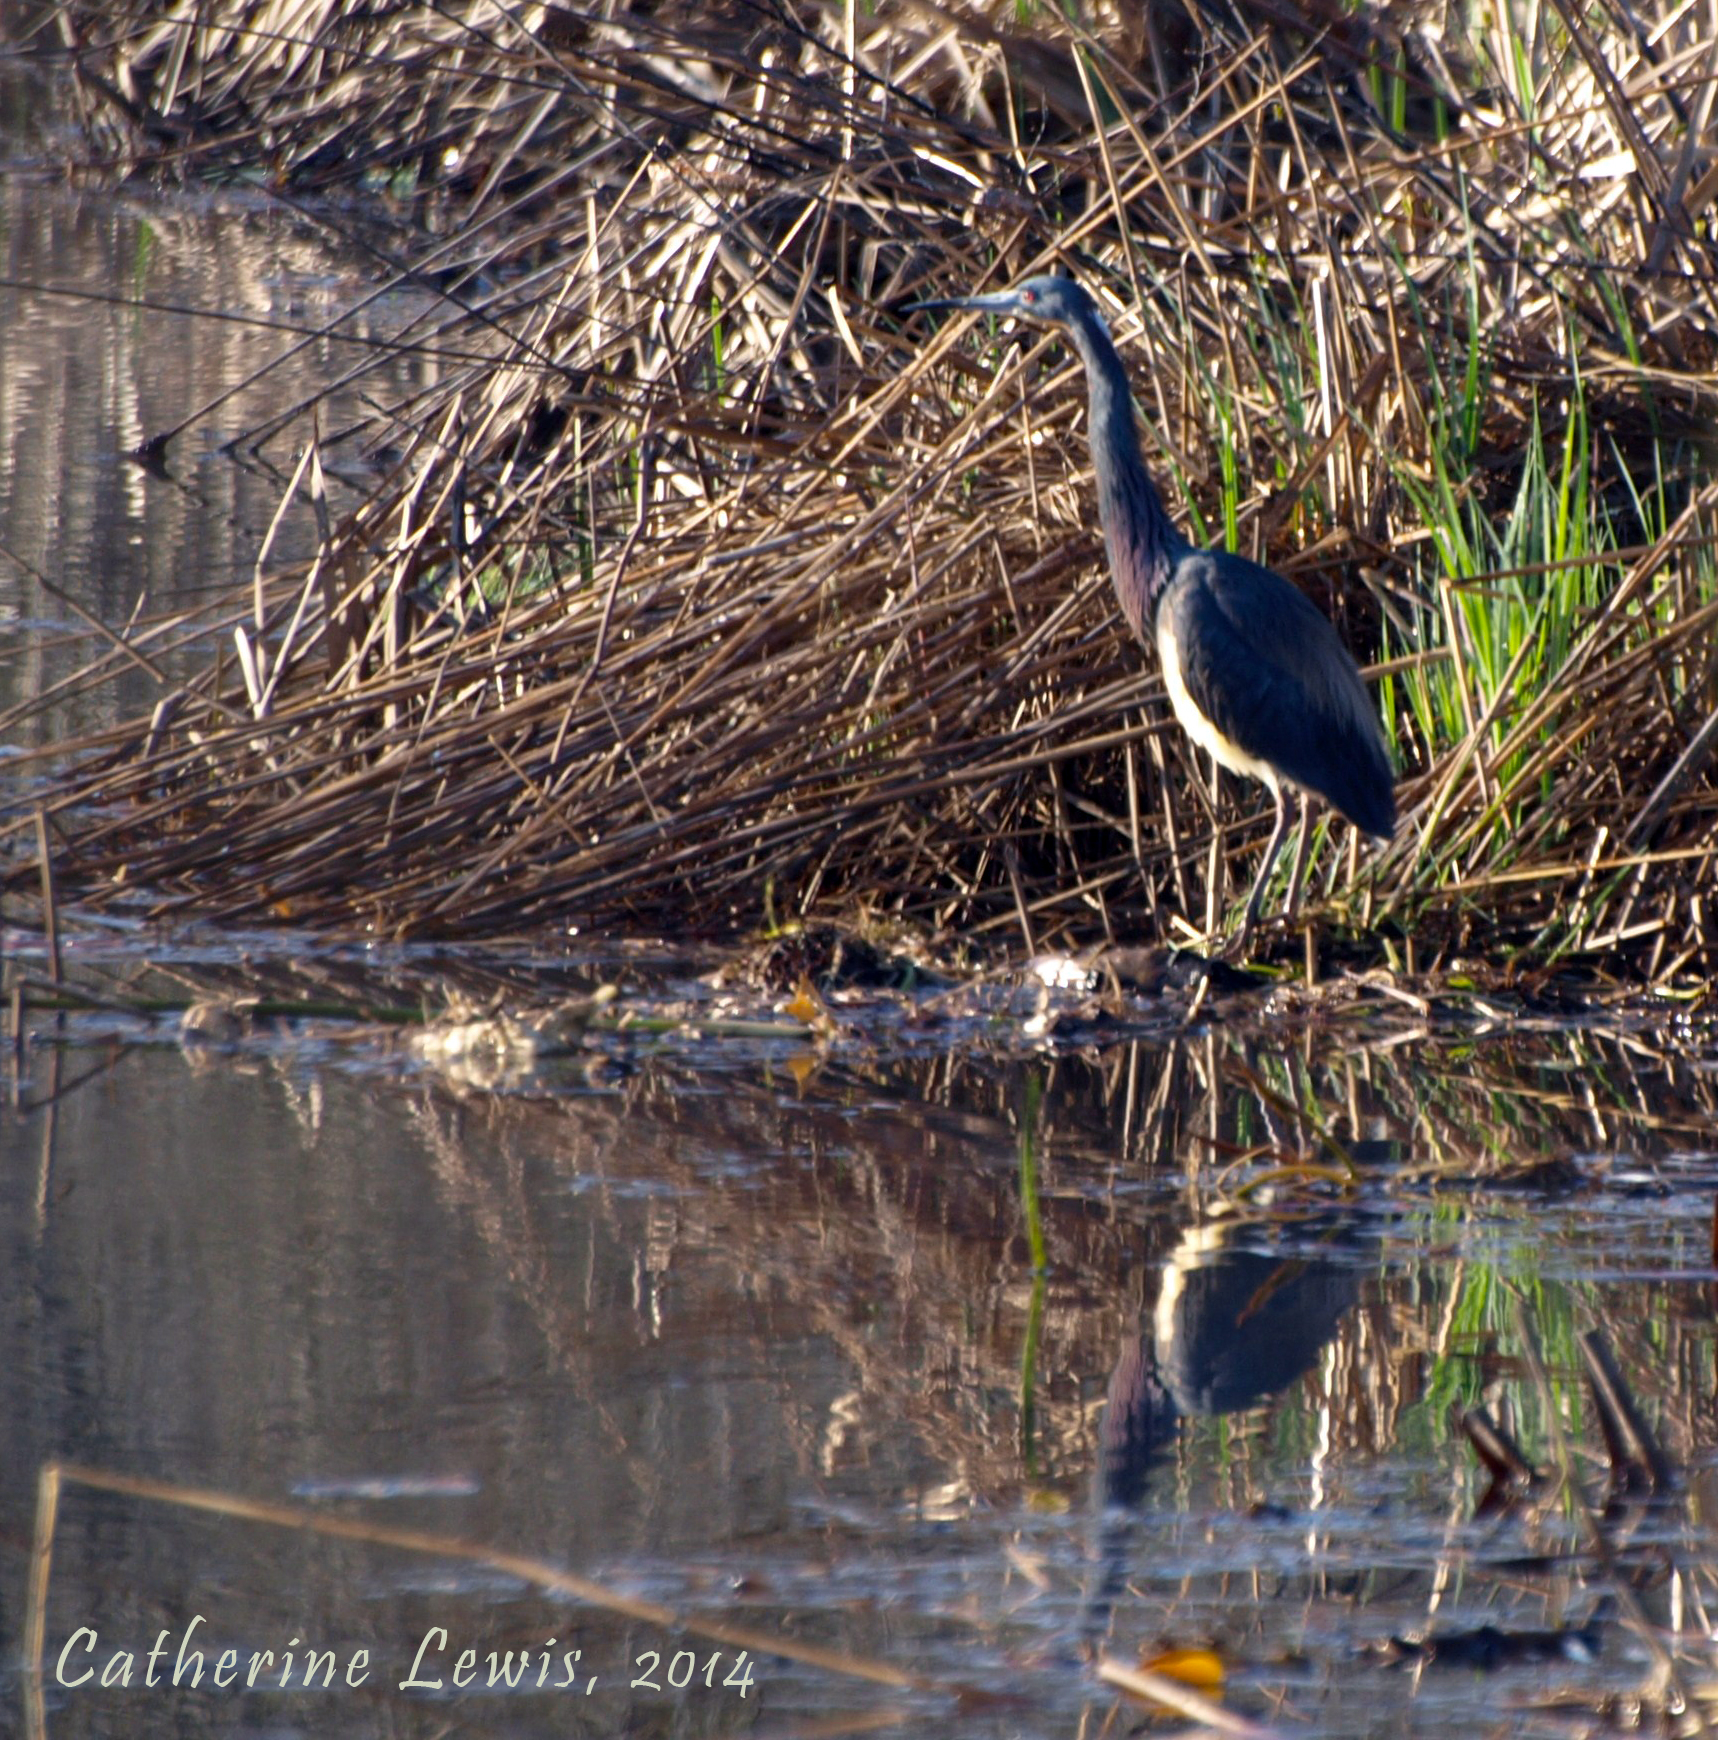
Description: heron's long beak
xmin=902 ymin=290 xmax=1020 ymax=316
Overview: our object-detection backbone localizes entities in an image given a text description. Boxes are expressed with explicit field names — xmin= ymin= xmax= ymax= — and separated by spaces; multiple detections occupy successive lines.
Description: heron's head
xmin=905 ymin=273 xmax=1099 ymax=331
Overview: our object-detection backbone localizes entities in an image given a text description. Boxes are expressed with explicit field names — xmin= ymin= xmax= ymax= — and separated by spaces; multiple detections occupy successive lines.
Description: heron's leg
xmin=1282 ymin=790 xmax=1314 ymax=922
xmin=1225 ymin=782 xmax=1290 ymax=958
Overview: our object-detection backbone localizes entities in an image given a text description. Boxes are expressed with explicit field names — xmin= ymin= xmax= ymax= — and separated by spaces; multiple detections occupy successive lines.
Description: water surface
xmin=5 ymin=982 xmax=1717 ymax=1738
xmin=0 ymin=52 xmax=435 ymax=748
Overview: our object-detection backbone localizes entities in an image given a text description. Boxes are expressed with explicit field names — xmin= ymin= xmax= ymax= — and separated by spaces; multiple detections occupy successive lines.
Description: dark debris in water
xmin=1377 ymin=1609 xmax=1608 ymax=1670
xmin=749 ymin=924 xmax=947 ymax=993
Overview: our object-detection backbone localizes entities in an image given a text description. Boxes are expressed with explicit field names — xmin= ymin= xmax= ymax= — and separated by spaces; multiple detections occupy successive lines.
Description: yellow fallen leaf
xmin=1138 ymin=1646 xmax=1224 ymax=1692
xmin=781 ymin=976 xmax=833 ymax=1030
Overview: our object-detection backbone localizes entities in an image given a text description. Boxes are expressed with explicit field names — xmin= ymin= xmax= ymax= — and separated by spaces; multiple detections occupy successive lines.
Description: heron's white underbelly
xmin=1156 ymin=612 xmax=1278 ymax=786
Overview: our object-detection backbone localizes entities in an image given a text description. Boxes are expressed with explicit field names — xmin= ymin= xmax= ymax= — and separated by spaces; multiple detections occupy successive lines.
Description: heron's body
xmin=908 ymin=273 xmax=1395 ymax=949
xmin=1156 ymin=549 xmax=1396 ymax=838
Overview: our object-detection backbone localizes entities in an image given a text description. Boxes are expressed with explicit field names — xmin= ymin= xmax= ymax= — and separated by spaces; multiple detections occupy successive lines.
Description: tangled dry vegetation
xmin=7 ymin=0 xmax=1718 ymax=970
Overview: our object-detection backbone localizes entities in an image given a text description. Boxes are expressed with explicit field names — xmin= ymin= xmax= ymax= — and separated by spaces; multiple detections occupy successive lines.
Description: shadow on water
xmin=5 ymin=1003 xmax=1718 ymax=1737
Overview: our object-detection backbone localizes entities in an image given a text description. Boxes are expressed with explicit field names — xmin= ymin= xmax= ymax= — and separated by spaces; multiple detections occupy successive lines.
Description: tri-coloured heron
xmin=908 ymin=273 xmax=1395 ymax=953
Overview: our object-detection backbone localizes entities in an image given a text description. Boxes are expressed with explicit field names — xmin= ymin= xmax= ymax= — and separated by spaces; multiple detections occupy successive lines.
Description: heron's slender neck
xmin=1064 ymin=305 xmax=1185 ymax=637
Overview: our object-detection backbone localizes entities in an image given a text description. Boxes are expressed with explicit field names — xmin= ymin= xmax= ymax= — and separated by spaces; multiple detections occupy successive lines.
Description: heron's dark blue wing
xmin=1160 ymin=549 xmax=1395 ymax=837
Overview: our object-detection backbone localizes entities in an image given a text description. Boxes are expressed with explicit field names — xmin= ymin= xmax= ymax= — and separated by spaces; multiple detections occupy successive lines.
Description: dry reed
xmin=8 ymin=0 xmax=1718 ymax=966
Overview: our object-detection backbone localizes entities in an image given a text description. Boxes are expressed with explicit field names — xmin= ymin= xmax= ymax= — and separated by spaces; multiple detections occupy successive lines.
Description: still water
xmin=0 ymin=54 xmax=437 ymax=750
xmin=5 ymin=961 xmax=1718 ymax=1738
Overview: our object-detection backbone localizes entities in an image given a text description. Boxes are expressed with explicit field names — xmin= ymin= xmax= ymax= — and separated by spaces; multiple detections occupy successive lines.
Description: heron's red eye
xmin=1021 ymin=289 xmax=1036 ymax=304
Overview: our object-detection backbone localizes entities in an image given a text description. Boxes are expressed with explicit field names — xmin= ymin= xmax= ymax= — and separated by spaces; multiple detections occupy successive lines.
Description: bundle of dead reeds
xmin=8 ymin=0 xmax=1718 ymax=965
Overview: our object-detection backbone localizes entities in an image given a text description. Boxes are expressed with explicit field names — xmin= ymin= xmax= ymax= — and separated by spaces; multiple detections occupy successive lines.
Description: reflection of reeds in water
xmin=367 ymin=1021 xmax=1718 ymax=1727
xmin=369 ymin=1019 xmax=1718 ymax=1510
xmin=9 ymin=3 xmax=1718 ymax=966
xmin=18 ymin=976 xmax=1718 ymax=1730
